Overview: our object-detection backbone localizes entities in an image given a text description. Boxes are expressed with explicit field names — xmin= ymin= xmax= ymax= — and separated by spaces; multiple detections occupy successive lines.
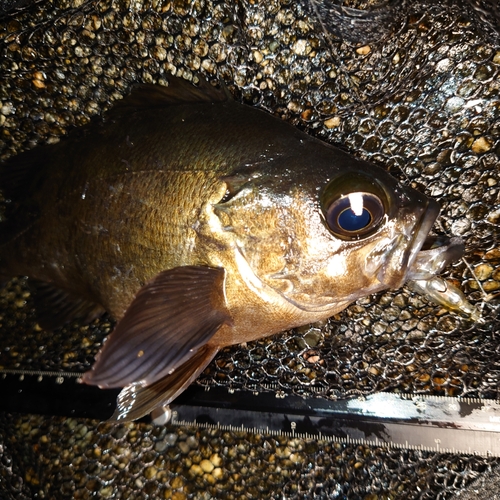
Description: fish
xmin=0 ymin=75 xmax=477 ymax=421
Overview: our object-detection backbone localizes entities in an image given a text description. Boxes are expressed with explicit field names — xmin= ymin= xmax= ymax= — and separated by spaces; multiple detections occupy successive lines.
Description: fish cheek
xmin=324 ymin=244 xmax=381 ymax=297
xmin=214 ymin=193 xmax=290 ymax=281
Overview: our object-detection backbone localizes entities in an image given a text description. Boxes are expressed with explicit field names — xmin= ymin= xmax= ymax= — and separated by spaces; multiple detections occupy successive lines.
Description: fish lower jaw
xmin=281 ymin=295 xmax=354 ymax=316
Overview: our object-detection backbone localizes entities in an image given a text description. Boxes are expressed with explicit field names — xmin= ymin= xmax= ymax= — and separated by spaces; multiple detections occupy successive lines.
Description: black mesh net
xmin=1 ymin=0 xmax=499 ymax=498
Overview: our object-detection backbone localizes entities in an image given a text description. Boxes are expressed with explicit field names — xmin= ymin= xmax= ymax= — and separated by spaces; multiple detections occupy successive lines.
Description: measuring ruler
xmin=1 ymin=368 xmax=500 ymax=456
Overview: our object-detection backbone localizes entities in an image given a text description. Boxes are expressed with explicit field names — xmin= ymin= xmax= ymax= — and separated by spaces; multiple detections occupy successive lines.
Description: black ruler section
xmin=0 ymin=370 xmax=120 ymax=419
xmin=2 ymin=369 xmax=500 ymax=456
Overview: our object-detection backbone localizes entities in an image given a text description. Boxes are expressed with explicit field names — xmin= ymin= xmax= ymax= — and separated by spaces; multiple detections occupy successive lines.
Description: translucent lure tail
xmin=407 ymin=276 xmax=481 ymax=322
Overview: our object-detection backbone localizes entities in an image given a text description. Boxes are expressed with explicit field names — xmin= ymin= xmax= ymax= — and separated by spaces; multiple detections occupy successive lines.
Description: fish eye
xmin=325 ymin=192 xmax=384 ymax=238
xmin=320 ymin=173 xmax=389 ymax=240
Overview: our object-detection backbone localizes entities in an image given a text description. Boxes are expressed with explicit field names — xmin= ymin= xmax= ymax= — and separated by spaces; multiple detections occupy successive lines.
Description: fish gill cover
xmin=0 ymin=0 xmax=499 ymax=498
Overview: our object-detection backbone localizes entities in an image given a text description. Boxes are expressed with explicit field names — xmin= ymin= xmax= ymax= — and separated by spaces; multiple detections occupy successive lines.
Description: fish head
xmin=213 ymin=152 xmax=463 ymax=316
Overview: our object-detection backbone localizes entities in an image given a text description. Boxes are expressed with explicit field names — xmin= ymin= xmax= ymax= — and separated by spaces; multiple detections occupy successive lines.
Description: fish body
xmin=0 ymin=76 xmax=469 ymax=420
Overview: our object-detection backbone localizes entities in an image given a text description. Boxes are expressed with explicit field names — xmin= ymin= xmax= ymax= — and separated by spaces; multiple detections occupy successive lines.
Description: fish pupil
xmin=323 ymin=191 xmax=384 ymax=239
xmin=338 ymin=207 xmax=371 ymax=231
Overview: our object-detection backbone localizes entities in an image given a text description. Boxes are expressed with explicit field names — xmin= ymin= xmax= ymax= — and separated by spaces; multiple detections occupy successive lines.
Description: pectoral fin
xmin=82 ymin=266 xmax=231 ymax=389
xmin=110 ymin=344 xmax=219 ymax=421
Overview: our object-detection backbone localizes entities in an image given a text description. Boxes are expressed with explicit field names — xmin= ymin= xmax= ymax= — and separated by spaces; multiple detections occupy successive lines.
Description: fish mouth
xmin=375 ymin=199 xmax=463 ymax=289
xmin=403 ymin=199 xmax=442 ymax=281
xmin=406 ymin=235 xmax=465 ymax=281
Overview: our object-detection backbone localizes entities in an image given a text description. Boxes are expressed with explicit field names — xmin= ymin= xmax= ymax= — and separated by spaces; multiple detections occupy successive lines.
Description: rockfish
xmin=0 ymin=76 xmax=475 ymax=420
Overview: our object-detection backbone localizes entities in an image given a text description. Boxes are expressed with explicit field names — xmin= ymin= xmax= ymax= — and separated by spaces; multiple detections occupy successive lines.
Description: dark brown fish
xmin=0 ymin=76 xmax=473 ymax=420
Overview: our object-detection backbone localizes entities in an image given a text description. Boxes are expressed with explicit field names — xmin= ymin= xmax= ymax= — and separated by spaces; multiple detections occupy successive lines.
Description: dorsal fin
xmin=0 ymin=146 xmax=48 ymax=205
xmin=106 ymin=75 xmax=230 ymax=120
xmin=0 ymin=147 xmax=48 ymax=243
xmin=0 ymin=77 xmax=229 ymax=198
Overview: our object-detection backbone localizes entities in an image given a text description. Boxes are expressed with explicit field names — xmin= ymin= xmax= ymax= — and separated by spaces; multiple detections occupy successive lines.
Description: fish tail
xmin=0 ymin=147 xmax=47 ymax=281
xmin=0 ymin=219 xmax=12 ymax=282
xmin=0 ymin=189 xmax=9 ymax=281
xmin=0 ymin=241 xmax=9 ymax=284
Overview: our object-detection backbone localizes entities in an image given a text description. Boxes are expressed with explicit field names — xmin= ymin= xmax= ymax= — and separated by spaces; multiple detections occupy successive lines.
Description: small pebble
xmin=474 ymin=264 xmax=493 ymax=280
xmin=292 ymin=39 xmax=309 ymax=55
xmin=186 ymin=436 xmax=198 ymax=449
xmin=200 ymin=459 xmax=214 ymax=473
xmin=324 ymin=116 xmax=341 ymax=128
xmin=190 ymin=464 xmax=203 ymax=476
xmin=356 ymin=45 xmax=371 ymax=55
xmin=178 ymin=441 xmax=190 ymax=454
xmin=253 ymin=50 xmax=263 ymax=63
xmin=471 ymin=136 xmax=493 ymax=153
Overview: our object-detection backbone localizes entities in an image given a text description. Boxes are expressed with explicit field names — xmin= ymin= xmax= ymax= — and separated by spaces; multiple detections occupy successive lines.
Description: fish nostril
xmin=394 ymin=187 xmax=417 ymax=208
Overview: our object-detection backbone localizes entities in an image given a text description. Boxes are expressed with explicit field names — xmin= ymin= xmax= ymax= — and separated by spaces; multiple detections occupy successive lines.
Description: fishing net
xmin=0 ymin=0 xmax=499 ymax=497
